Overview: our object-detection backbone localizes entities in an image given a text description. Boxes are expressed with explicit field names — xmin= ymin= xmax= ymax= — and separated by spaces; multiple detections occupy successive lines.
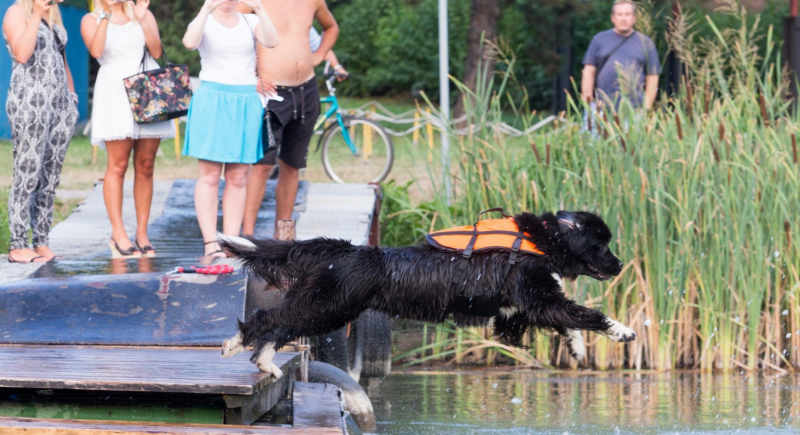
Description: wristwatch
xmin=98 ymin=11 xmax=111 ymax=21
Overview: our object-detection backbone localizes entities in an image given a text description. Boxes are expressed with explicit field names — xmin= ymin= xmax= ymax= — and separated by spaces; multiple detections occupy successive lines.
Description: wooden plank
xmin=292 ymin=383 xmax=343 ymax=431
xmin=0 ymin=346 xmax=298 ymax=395
xmin=224 ymin=355 xmax=298 ymax=425
xmin=0 ymin=417 xmax=343 ymax=434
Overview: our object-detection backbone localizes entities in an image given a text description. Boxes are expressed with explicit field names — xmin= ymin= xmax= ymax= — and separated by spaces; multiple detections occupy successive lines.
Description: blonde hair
xmin=16 ymin=0 xmax=65 ymax=29
xmin=92 ymin=0 xmax=137 ymax=23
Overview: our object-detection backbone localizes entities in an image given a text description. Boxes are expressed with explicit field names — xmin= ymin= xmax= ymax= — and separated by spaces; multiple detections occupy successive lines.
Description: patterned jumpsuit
xmin=5 ymin=21 xmax=78 ymax=251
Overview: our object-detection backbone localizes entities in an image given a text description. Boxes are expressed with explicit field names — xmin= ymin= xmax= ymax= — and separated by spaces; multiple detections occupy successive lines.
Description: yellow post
xmin=412 ymin=110 xmax=420 ymax=146
xmin=425 ymin=107 xmax=434 ymax=162
xmin=173 ymin=118 xmax=181 ymax=161
xmin=363 ymin=107 xmax=374 ymax=160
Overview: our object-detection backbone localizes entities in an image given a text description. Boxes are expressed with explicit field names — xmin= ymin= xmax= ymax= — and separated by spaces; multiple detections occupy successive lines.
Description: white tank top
xmin=195 ymin=13 xmax=260 ymax=86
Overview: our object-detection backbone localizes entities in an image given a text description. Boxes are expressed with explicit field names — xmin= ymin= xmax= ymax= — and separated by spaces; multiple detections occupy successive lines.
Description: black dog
xmin=220 ymin=211 xmax=636 ymax=377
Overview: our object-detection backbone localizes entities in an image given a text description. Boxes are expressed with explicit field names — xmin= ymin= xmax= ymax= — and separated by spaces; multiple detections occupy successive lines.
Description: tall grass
xmin=391 ymin=0 xmax=800 ymax=371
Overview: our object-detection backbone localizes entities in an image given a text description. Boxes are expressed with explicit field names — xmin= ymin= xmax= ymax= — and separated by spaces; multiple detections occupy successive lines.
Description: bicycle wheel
xmin=321 ymin=117 xmax=394 ymax=184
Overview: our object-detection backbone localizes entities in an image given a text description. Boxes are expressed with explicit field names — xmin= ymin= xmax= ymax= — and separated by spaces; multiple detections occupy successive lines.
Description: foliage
xmin=148 ymin=0 xmax=789 ymax=111
xmin=388 ymin=0 xmax=800 ymax=371
xmin=379 ymin=180 xmax=433 ymax=248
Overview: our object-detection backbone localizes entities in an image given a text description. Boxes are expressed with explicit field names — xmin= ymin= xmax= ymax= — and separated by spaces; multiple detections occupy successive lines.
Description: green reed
xmin=392 ymin=0 xmax=800 ymax=371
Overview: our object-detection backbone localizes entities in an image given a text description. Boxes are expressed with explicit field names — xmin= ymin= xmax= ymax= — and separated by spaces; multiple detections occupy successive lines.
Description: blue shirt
xmin=582 ymin=29 xmax=661 ymax=107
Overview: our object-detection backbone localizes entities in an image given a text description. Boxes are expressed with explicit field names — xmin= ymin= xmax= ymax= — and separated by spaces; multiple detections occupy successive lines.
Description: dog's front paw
xmin=221 ymin=332 xmax=244 ymax=358
xmin=603 ymin=318 xmax=636 ymax=343
xmin=565 ymin=329 xmax=586 ymax=361
xmin=255 ymin=344 xmax=283 ymax=380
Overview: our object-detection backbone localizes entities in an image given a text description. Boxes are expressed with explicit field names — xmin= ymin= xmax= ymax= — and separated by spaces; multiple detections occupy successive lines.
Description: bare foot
xmin=8 ymin=248 xmax=49 ymax=263
xmin=34 ymin=246 xmax=58 ymax=261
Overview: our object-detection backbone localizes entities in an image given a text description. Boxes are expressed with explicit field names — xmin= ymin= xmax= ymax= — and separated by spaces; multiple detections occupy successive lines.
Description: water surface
xmin=362 ymin=371 xmax=800 ymax=434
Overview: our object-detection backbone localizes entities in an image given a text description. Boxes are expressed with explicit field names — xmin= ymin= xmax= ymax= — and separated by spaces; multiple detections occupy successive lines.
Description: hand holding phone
xmin=33 ymin=0 xmax=54 ymax=17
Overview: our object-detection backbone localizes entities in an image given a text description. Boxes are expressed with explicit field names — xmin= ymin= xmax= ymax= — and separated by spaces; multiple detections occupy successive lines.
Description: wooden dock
xmin=0 ymin=346 xmax=346 ymax=433
xmin=0 ymin=179 xmax=380 ymax=433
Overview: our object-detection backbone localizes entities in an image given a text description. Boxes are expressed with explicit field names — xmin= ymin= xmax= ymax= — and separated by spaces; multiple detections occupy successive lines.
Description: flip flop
xmin=8 ymin=254 xmax=46 ymax=263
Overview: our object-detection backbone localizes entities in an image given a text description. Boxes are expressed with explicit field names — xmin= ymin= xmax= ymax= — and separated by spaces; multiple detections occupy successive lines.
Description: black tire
xmin=320 ymin=116 xmax=394 ymax=184
xmin=359 ymin=310 xmax=392 ymax=378
xmin=316 ymin=321 xmax=364 ymax=382
xmin=307 ymin=361 xmax=376 ymax=432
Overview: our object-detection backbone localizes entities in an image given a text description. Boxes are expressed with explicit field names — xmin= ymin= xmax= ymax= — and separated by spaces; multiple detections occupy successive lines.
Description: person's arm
xmin=581 ymin=64 xmax=596 ymax=103
xmin=239 ymin=0 xmax=278 ymax=48
xmin=643 ymin=38 xmax=661 ymax=110
xmin=644 ymin=74 xmax=658 ymax=110
xmin=255 ymin=43 xmax=277 ymax=95
xmin=134 ymin=0 xmax=162 ymax=59
xmin=80 ymin=8 xmax=111 ymax=59
xmin=311 ymin=0 xmax=338 ymax=67
xmin=3 ymin=2 xmax=52 ymax=64
xmin=325 ymin=50 xmax=348 ymax=80
xmin=183 ymin=0 xmax=225 ymax=51
xmin=64 ymin=52 xmax=75 ymax=95
xmin=580 ymin=36 xmax=599 ymax=104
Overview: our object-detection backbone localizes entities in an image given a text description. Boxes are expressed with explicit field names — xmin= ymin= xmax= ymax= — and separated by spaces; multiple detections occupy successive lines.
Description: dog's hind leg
xmin=221 ymin=330 xmax=245 ymax=358
xmin=249 ymin=313 xmax=360 ymax=376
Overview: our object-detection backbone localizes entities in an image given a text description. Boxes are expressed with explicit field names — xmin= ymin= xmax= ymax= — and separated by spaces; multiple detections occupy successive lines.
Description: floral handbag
xmin=123 ymin=45 xmax=192 ymax=124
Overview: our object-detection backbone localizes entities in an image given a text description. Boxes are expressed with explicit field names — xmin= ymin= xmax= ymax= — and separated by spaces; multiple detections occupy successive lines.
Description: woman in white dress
xmin=80 ymin=0 xmax=173 ymax=258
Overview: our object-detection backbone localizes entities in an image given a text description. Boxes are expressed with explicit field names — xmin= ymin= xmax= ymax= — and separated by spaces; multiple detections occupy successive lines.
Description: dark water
xmin=362 ymin=371 xmax=800 ymax=434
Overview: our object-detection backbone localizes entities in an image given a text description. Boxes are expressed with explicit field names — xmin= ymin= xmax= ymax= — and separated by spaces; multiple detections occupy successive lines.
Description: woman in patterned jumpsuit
xmin=3 ymin=0 xmax=78 ymax=263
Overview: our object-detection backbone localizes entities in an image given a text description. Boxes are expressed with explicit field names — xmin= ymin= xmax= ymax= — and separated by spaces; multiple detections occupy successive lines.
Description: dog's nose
xmin=617 ymin=260 xmax=623 ymax=269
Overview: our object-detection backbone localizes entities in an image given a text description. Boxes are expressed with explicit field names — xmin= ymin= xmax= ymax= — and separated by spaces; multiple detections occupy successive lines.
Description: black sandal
xmin=109 ymin=239 xmax=141 ymax=258
xmin=135 ymin=239 xmax=156 ymax=258
xmin=204 ymin=240 xmax=226 ymax=258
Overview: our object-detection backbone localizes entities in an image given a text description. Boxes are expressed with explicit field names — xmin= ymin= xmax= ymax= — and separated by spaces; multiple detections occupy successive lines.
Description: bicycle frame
xmin=314 ymin=76 xmax=358 ymax=155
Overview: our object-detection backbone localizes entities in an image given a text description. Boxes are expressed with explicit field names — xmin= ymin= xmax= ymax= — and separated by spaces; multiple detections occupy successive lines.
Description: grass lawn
xmin=0 ymin=96 xmax=447 ymax=253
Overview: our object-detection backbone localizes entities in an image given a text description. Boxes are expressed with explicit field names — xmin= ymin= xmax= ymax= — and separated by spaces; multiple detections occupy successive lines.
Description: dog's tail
xmin=217 ymin=233 xmax=294 ymax=288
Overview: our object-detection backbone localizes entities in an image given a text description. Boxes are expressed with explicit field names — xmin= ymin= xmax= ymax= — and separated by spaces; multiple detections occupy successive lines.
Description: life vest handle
xmin=475 ymin=208 xmax=512 ymax=224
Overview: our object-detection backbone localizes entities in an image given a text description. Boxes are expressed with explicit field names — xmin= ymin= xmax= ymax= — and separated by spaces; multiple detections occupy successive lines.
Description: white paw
xmin=603 ymin=318 xmax=637 ymax=342
xmin=565 ymin=329 xmax=586 ymax=361
xmin=221 ymin=332 xmax=244 ymax=358
xmin=255 ymin=343 xmax=283 ymax=380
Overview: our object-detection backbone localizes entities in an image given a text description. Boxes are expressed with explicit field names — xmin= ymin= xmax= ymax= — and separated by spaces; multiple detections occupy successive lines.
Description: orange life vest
xmin=426 ymin=208 xmax=547 ymax=317
xmin=427 ymin=208 xmax=546 ymax=290
xmin=427 ymin=217 xmax=544 ymax=256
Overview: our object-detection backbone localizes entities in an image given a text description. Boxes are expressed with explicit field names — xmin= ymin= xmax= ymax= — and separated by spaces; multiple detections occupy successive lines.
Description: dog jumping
xmin=220 ymin=210 xmax=636 ymax=377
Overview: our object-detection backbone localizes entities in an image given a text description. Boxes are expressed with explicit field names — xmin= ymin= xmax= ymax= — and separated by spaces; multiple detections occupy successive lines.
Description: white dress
xmin=90 ymin=18 xmax=174 ymax=148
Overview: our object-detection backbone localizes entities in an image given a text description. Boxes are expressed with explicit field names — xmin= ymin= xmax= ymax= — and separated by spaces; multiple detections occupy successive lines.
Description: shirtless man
xmin=237 ymin=0 xmax=339 ymax=237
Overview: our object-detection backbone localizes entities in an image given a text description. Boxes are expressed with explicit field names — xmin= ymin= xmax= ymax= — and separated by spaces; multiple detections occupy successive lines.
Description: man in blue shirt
xmin=581 ymin=0 xmax=660 ymax=110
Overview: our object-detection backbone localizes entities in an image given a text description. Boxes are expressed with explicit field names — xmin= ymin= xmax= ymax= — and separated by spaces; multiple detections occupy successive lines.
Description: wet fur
xmin=220 ymin=211 xmax=634 ymax=371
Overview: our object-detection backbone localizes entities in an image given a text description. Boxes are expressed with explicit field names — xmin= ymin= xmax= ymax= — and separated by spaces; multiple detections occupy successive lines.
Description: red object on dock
xmin=175 ymin=264 xmax=234 ymax=275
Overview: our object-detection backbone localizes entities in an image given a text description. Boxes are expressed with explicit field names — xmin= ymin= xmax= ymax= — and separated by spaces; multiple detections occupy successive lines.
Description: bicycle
xmin=314 ymin=62 xmax=394 ymax=184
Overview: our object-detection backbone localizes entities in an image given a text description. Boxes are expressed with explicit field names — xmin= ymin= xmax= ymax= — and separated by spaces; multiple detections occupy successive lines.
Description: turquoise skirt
xmin=183 ymin=81 xmax=264 ymax=164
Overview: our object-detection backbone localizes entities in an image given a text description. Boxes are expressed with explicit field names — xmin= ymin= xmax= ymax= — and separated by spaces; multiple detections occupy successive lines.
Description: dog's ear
xmin=556 ymin=211 xmax=580 ymax=232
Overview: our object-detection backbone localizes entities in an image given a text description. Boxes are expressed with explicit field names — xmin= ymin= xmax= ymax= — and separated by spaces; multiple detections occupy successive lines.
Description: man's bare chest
xmin=265 ymin=2 xmax=315 ymax=35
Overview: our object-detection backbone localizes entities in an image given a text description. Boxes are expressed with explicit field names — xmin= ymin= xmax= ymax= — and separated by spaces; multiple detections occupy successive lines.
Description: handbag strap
xmin=594 ymin=31 xmax=635 ymax=83
xmin=139 ymin=43 xmax=171 ymax=72
xmin=41 ymin=19 xmax=66 ymax=58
